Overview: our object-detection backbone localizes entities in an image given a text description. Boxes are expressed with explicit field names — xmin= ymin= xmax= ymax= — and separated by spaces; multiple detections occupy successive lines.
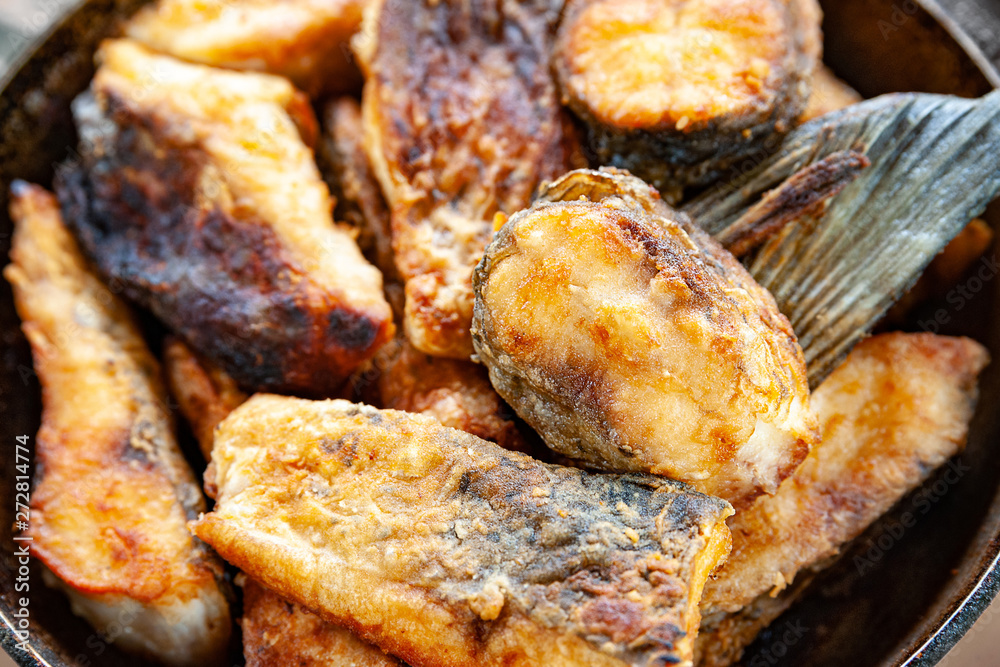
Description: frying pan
xmin=1 ymin=0 xmax=999 ymax=664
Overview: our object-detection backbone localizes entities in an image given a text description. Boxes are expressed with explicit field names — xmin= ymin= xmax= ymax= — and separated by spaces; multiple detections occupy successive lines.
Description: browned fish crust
xmin=242 ymin=578 xmax=405 ymax=667
xmin=125 ymin=0 xmax=370 ymax=96
xmin=357 ymin=0 xmax=584 ymax=359
xmin=163 ymin=337 xmax=247 ymax=461
xmin=349 ymin=335 xmax=530 ymax=452
xmin=194 ymin=395 xmax=734 ymax=667
xmin=554 ymin=0 xmax=821 ymax=199
xmin=3 ymin=182 xmax=231 ymax=666
xmin=472 ymin=169 xmax=816 ymax=509
xmin=56 ymin=41 xmax=394 ymax=396
xmin=695 ymin=333 xmax=988 ymax=666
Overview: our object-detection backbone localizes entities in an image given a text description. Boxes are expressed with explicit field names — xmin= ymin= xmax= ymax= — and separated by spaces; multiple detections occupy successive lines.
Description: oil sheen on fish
xmin=356 ymin=0 xmax=583 ymax=359
xmin=472 ymin=169 xmax=817 ymax=509
xmin=56 ymin=40 xmax=394 ymax=396
xmin=3 ymin=182 xmax=231 ymax=666
xmin=554 ymin=0 xmax=821 ymax=199
xmin=696 ymin=332 xmax=988 ymax=666
xmin=193 ymin=395 xmax=734 ymax=667
xmin=125 ymin=0 xmax=369 ymax=96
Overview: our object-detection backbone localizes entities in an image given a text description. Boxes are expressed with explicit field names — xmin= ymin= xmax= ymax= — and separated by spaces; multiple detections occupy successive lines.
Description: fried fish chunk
xmin=349 ymin=335 xmax=529 ymax=452
xmin=696 ymin=332 xmax=988 ymax=666
xmin=125 ymin=0 xmax=369 ymax=96
xmin=356 ymin=0 xmax=584 ymax=358
xmin=554 ymin=0 xmax=821 ymax=199
xmin=3 ymin=182 xmax=231 ymax=666
xmin=472 ymin=169 xmax=817 ymax=508
xmin=164 ymin=337 xmax=247 ymax=461
xmin=193 ymin=395 xmax=734 ymax=667
xmin=56 ymin=40 xmax=394 ymax=396
xmin=242 ymin=578 xmax=404 ymax=667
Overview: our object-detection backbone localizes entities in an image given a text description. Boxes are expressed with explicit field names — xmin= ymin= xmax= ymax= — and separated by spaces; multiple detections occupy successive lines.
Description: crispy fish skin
xmin=3 ymin=182 xmax=231 ymax=666
xmin=163 ymin=337 xmax=247 ymax=461
xmin=350 ymin=335 xmax=531 ymax=452
xmin=125 ymin=0 xmax=368 ymax=96
xmin=193 ymin=395 xmax=734 ymax=667
xmin=56 ymin=40 xmax=394 ymax=396
xmin=700 ymin=333 xmax=989 ymax=622
xmin=356 ymin=0 xmax=584 ymax=359
xmin=472 ymin=169 xmax=817 ymax=509
xmin=242 ymin=579 xmax=405 ymax=667
xmin=554 ymin=0 xmax=821 ymax=198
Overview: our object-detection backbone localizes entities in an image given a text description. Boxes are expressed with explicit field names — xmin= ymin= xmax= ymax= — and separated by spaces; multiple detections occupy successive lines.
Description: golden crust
xmin=358 ymin=0 xmax=584 ymax=358
xmin=3 ymin=182 xmax=231 ymax=666
xmin=56 ymin=40 xmax=394 ymax=395
xmin=554 ymin=0 xmax=821 ymax=196
xmin=242 ymin=578 xmax=404 ymax=667
xmin=163 ymin=336 xmax=247 ymax=461
xmin=194 ymin=395 xmax=734 ymax=667
xmin=472 ymin=169 xmax=817 ymax=508
xmin=125 ymin=0 xmax=368 ymax=96
xmin=700 ymin=332 xmax=989 ymax=619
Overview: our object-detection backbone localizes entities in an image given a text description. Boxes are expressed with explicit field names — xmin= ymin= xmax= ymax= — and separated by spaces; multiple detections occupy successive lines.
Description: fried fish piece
xmin=125 ymin=0 xmax=369 ymax=96
xmin=696 ymin=332 xmax=988 ymax=665
xmin=193 ymin=395 xmax=734 ymax=667
xmin=242 ymin=578 xmax=404 ymax=667
xmin=799 ymin=64 xmax=862 ymax=123
xmin=472 ymin=169 xmax=817 ymax=508
xmin=356 ymin=0 xmax=584 ymax=358
xmin=163 ymin=337 xmax=247 ymax=461
xmin=554 ymin=0 xmax=821 ymax=199
xmin=3 ymin=182 xmax=231 ymax=666
xmin=349 ymin=335 xmax=529 ymax=452
xmin=56 ymin=39 xmax=394 ymax=396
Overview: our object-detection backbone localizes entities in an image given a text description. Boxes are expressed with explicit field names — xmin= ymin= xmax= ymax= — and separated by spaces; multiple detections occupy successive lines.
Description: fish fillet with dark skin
xmin=193 ymin=395 xmax=734 ymax=667
xmin=125 ymin=0 xmax=370 ymax=96
xmin=696 ymin=332 xmax=989 ymax=666
xmin=3 ymin=182 xmax=231 ymax=666
xmin=56 ymin=39 xmax=394 ymax=396
xmin=472 ymin=168 xmax=818 ymax=509
xmin=554 ymin=0 xmax=821 ymax=200
xmin=356 ymin=0 xmax=584 ymax=359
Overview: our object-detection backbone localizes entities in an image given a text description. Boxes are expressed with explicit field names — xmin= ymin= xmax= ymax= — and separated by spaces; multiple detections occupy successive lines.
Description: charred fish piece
xmin=696 ymin=332 xmax=988 ymax=666
xmin=685 ymin=90 xmax=1000 ymax=387
xmin=554 ymin=0 xmax=821 ymax=200
xmin=356 ymin=0 xmax=584 ymax=359
xmin=193 ymin=395 xmax=734 ymax=667
xmin=125 ymin=0 xmax=370 ymax=96
xmin=56 ymin=40 xmax=394 ymax=396
xmin=3 ymin=182 xmax=231 ymax=666
xmin=472 ymin=168 xmax=818 ymax=509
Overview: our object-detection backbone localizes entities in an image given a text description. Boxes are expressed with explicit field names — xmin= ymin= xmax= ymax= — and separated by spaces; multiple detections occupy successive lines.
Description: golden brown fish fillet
xmin=472 ymin=169 xmax=817 ymax=509
xmin=125 ymin=0 xmax=368 ymax=96
xmin=699 ymin=332 xmax=988 ymax=622
xmin=554 ymin=0 xmax=821 ymax=199
xmin=56 ymin=40 xmax=394 ymax=396
xmin=356 ymin=0 xmax=584 ymax=359
xmin=163 ymin=337 xmax=247 ymax=461
xmin=799 ymin=64 xmax=862 ymax=123
xmin=193 ymin=395 xmax=734 ymax=667
xmin=3 ymin=182 xmax=231 ymax=666
xmin=242 ymin=578 xmax=404 ymax=667
xmin=349 ymin=335 xmax=529 ymax=452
